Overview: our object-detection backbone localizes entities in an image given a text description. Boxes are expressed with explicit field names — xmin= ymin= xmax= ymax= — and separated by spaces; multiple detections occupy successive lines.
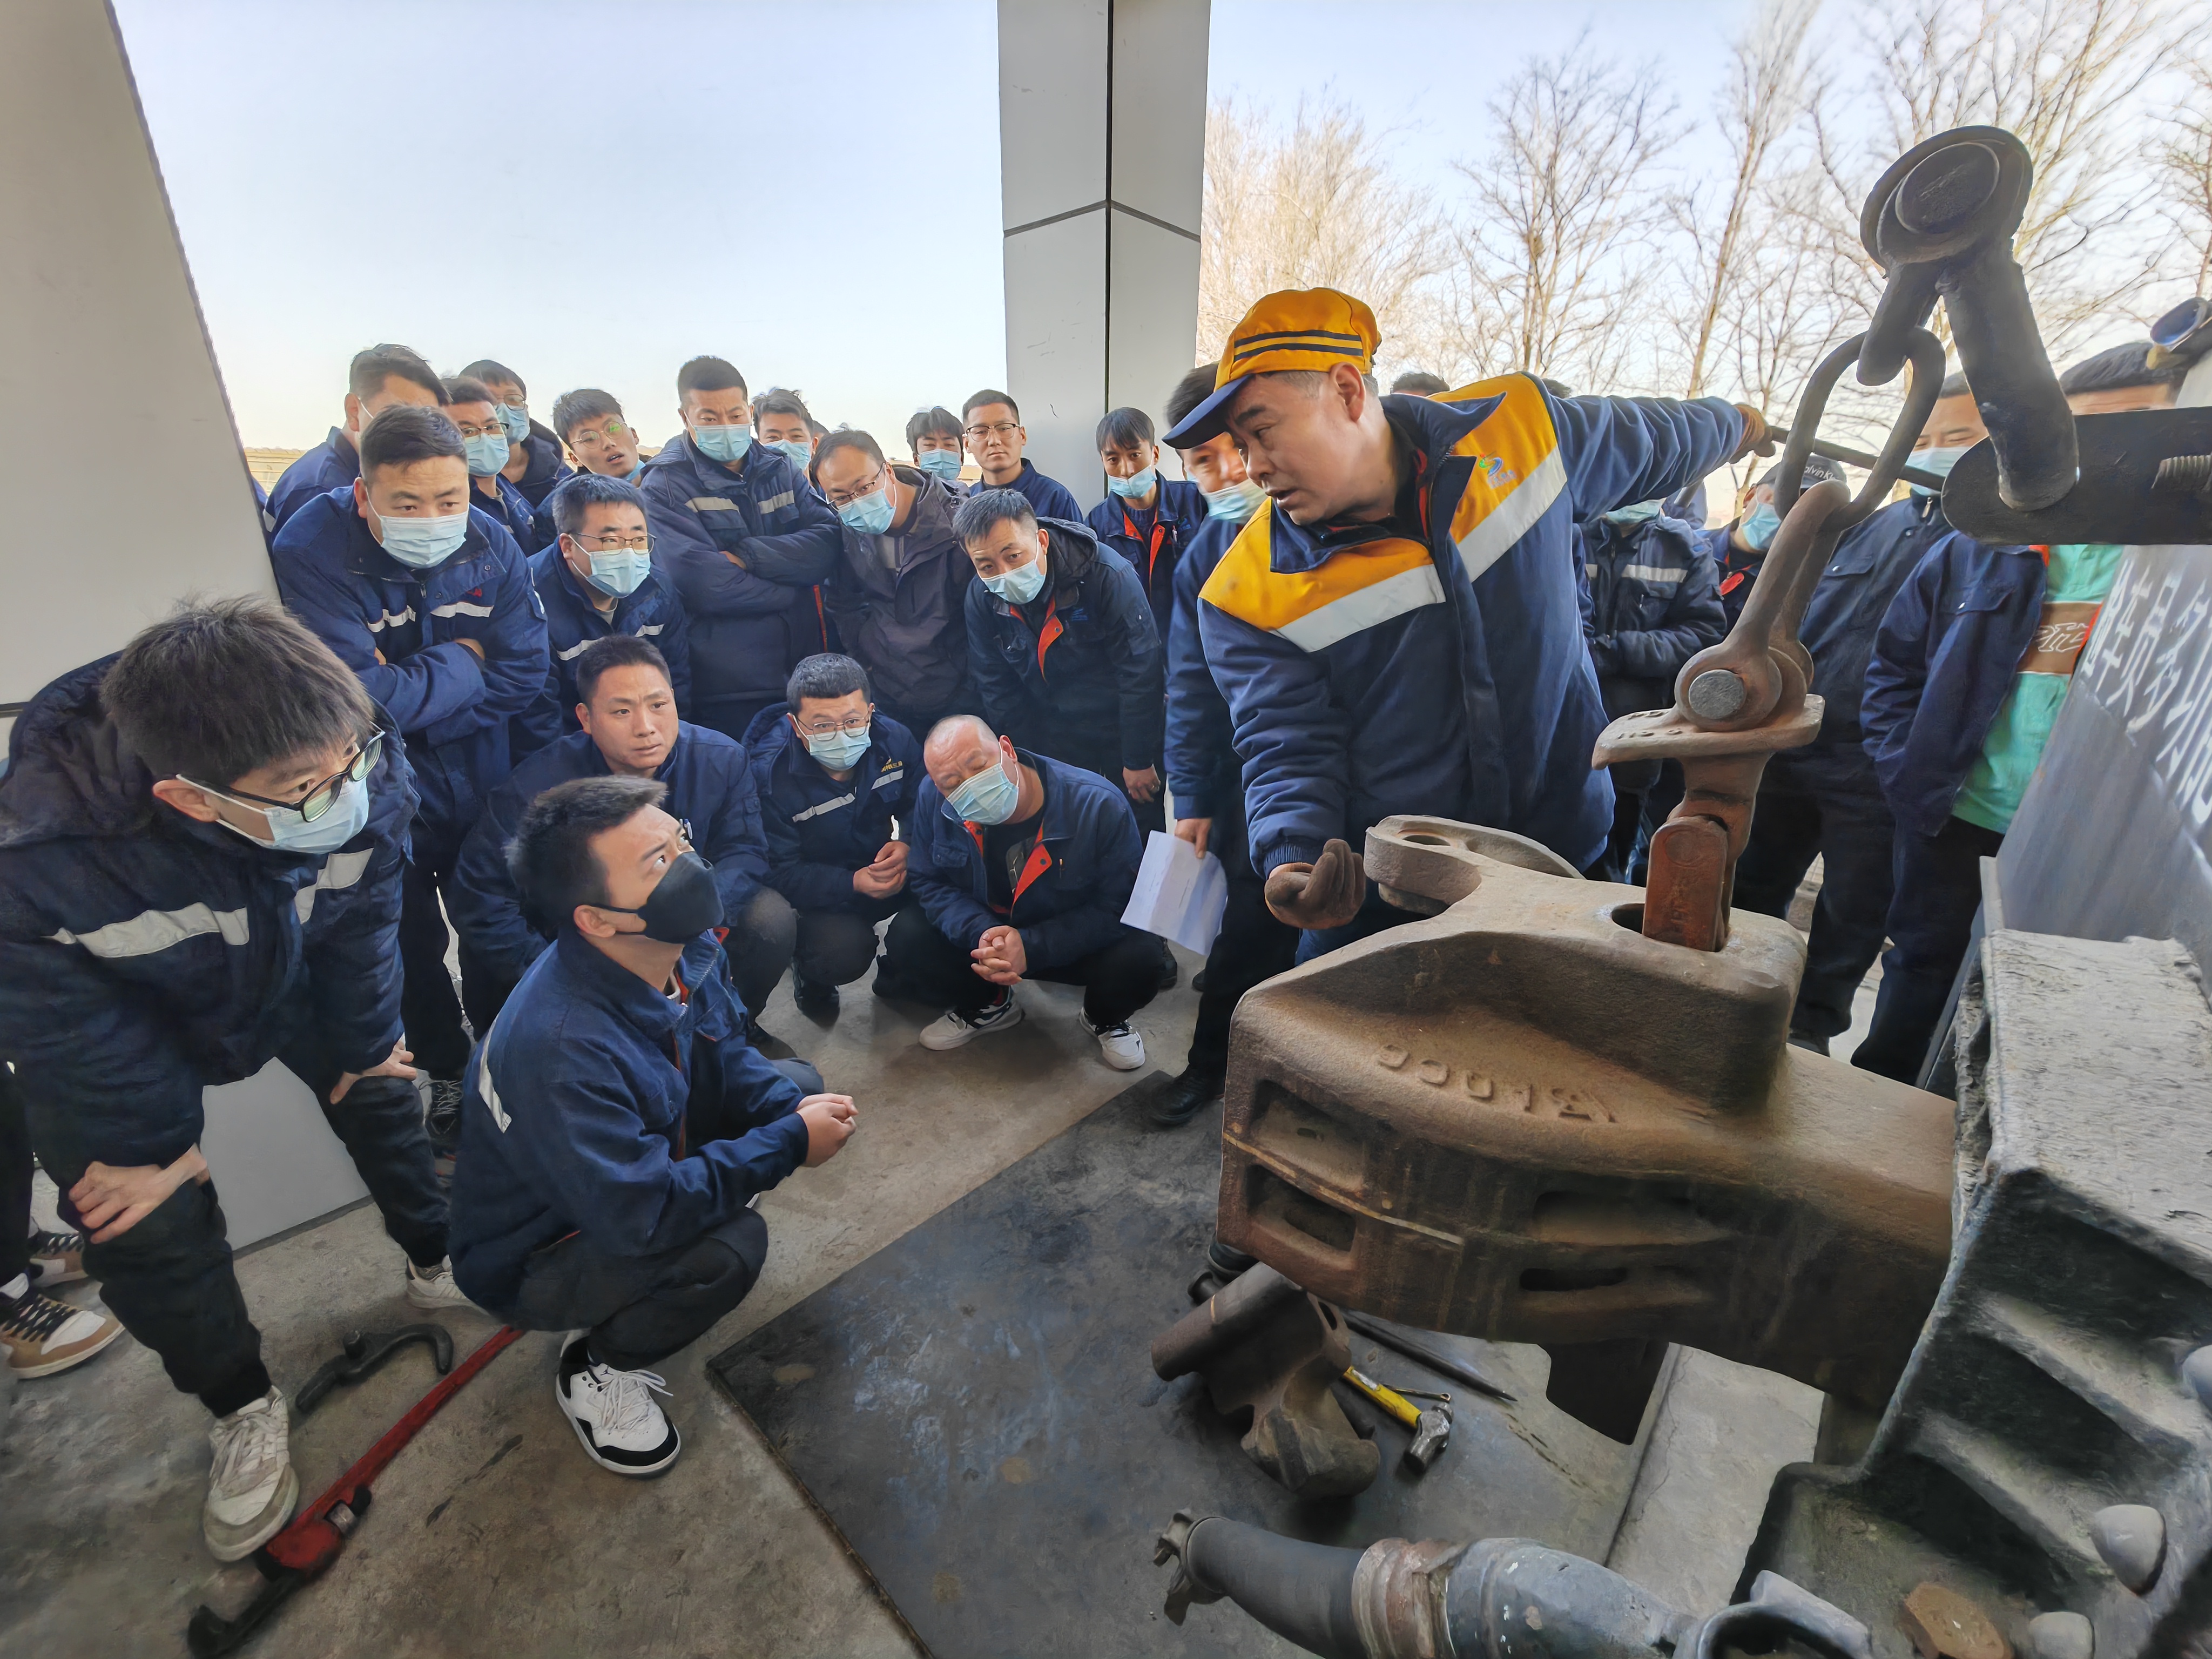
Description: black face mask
xmin=602 ymin=850 xmax=724 ymax=943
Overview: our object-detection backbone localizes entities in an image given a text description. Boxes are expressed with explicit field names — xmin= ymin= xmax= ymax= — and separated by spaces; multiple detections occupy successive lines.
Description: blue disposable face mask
xmin=947 ymin=755 xmax=1020 ymax=825
xmin=982 ymin=555 xmax=1048 ymax=606
xmin=1601 ymin=500 xmax=1663 ymax=531
xmin=1204 ymin=478 xmax=1265 ymax=523
xmin=692 ymin=422 xmax=753 ymax=465
xmin=463 ymin=433 xmax=510 ymax=477
xmin=1107 ymin=466 xmax=1157 ymax=500
xmin=375 ymin=509 xmax=469 ymax=569
xmin=917 ymin=449 xmax=964 ymax=483
xmin=497 ymin=404 xmax=530 ymax=444
xmin=804 ymin=723 xmax=873 ymax=771
xmin=577 ymin=543 xmax=652 ymax=597
xmin=771 ymin=439 xmax=813 ymax=473
xmin=839 ymin=485 xmax=896 ymax=537
xmin=1912 ymin=446 xmax=1966 ymax=496
xmin=208 ymin=773 xmax=372 ymax=856
xmin=1740 ymin=502 xmax=1782 ymax=551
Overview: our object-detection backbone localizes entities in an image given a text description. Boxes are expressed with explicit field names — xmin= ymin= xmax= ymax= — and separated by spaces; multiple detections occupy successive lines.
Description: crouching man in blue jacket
xmin=884 ymin=716 xmax=1155 ymax=1069
xmin=450 ymin=776 xmax=856 ymax=1475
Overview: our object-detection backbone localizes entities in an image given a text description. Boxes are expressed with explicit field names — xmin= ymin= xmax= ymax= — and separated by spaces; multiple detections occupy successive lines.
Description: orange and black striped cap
xmin=1164 ymin=287 xmax=1381 ymax=446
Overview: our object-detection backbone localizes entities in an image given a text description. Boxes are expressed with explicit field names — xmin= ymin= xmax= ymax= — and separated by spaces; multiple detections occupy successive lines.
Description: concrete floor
xmin=5 ymin=933 xmax=1832 ymax=1656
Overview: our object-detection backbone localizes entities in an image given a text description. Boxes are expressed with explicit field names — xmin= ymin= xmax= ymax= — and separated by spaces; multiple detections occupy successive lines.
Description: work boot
xmin=556 ymin=1333 xmax=680 ymax=1476
xmin=1156 ymin=943 xmax=1181 ymax=992
xmin=1150 ymin=1067 xmax=1224 ymax=1128
xmin=404 ymin=1256 xmax=476 ymax=1312
xmin=423 ymin=1077 xmax=464 ymax=1154
xmin=29 ymin=1225 xmax=87 ymax=1289
xmin=1191 ymin=969 xmax=1210 ymax=995
xmin=1787 ymin=1030 xmax=1831 ymax=1055
xmin=2 ymin=1278 xmax=123 ymax=1377
xmin=204 ymin=1387 xmax=298 ymax=1562
xmin=792 ymin=969 xmax=839 ymax=1022
xmin=919 ymin=995 xmax=1024 ymax=1051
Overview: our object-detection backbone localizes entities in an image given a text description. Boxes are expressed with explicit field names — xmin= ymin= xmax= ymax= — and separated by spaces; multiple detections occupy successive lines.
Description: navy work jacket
xmin=0 ymin=662 xmax=416 ymax=1167
xmin=1863 ymin=530 xmax=2046 ymax=838
xmin=516 ymin=546 xmax=693 ymax=753
xmin=266 ymin=428 xmax=359 ymax=532
xmin=639 ymin=433 xmax=842 ymax=724
xmin=273 ymin=489 xmax=549 ymax=838
xmin=1163 ymin=516 xmax=1243 ymax=820
xmin=1198 ymin=380 xmax=1743 ymax=875
xmin=1087 ymin=478 xmax=1210 ymax=643
xmin=448 ymin=929 xmax=807 ymax=1316
xmin=509 ymin=426 xmax=574 ymax=507
xmin=744 ymin=706 xmax=922 ymax=916
xmin=992 ymin=459 xmax=1083 ymax=527
xmin=967 ymin=517 xmax=1165 ymax=773
xmin=473 ymin=473 xmax=547 ymax=555
xmin=908 ymin=751 xmax=1143 ymax=968
xmin=1579 ymin=512 xmax=1727 ymax=712
xmin=450 ymin=724 xmax=768 ymax=990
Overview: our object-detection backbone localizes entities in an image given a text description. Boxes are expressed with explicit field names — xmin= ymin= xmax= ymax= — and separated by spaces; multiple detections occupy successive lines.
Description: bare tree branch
xmin=2152 ymin=53 xmax=2212 ymax=296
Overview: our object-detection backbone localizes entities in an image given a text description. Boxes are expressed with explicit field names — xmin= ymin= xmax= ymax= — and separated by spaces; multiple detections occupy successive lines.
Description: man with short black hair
xmin=960 ymin=389 xmax=1083 ymax=522
xmin=884 ymin=715 xmax=1155 ymax=1068
xmin=640 ymin=356 xmax=844 ymax=741
xmin=266 ymin=345 xmax=446 ymax=531
xmin=815 ymin=427 xmax=978 ymax=734
xmin=273 ymin=404 xmax=550 ymax=1147
xmin=2058 ymin=340 xmax=2187 ymax=413
xmin=445 ymin=376 xmax=545 ymax=552
xmin=551 ymin=389 xmax=646 ymax=483
xmin=955 ymin=488 xmax=1166 ymax=838
xmin=449 ymin=775 xmax=855 ymax=1477
xmin=907 ymin=406 xmax=968 ymax=488
xmin=0 ymin=599 xmax=462 ymax=1561
xmin=458 ymin=358 xmax=574 ymax=510
xmin=517 ymin=473 xmax=692 ymax=750
xmin=745 ymin=653 xmax=923 ymax=1020
xmin=454 ymin=635 xmax=790 ymax=1031
xmin=1389 ymin=371 xmax=1451 ymax=397
xmin=1087 ymin=405 xmax=1208 ymax=643
xmin=753 ymin=388 xmax=818 ymax=477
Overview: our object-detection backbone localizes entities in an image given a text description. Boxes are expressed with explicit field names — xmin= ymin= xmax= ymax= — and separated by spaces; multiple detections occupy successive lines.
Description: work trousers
xmin=2 ymin=1067 xmax=31 ymax=1283
xmin=793 ymin=899 xmax=913 ymax=988
xmin=1731 ymin=739 xmax=1898 ymax=1042
xmin=512 ymin=1208 xmax=768 ymax=1372
xmin=399 ymin=817 xmax=475 ymax=1079
xmin=1027 ymin=724 xmax=1167 ymax=838
xmin=24 ymin=1057 xmax=447 ymax=1417
xmin=1600 ymin=759 xmax=1663 ymax=884
xmin=728 ymin=888 xmax=799 ymax=1017
xmin=881 ymin=906 xmax=1162 ymax=1028
xmin=1853 ymin=814 xmax=2005 ymax=1084
xmin=1184 ymin=799 xmax=1298 ymax=1081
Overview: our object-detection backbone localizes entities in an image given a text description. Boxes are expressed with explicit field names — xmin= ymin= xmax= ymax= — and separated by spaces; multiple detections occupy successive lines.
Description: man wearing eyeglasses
xmin=444 ymin=375 xmax=546 ymax=554
xmin=638 ymin=356 xmax=844 ymax=744
xmin=273 ymin=406 xmax=550 ymax=1152
xmin=538 ymin=389 xmax=648 ymax=550
xmin=514 ymin=474 xmax=692 ymax=756
xmin=0 ymin=599 xmax=461 ymax=1562
xmin=814 ymin=429 xmax=978 ymax=738
xmin=743 ymin=653 xmax=923 ymax=1021
xmin=959 ymin=389 xmax=1083 ymax=525
xmin=458 ymin=358 xmax=573 ymax=514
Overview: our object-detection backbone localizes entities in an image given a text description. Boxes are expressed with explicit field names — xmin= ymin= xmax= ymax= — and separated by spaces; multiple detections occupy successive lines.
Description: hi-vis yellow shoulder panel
xmin=1201 ymin=501 xmax=1445 ymax=655
xmin=1439 ymin=374 xmax=1566 ymax=585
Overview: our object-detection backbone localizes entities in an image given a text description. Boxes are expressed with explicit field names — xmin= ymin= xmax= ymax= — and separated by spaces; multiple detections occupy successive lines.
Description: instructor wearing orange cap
xmin=1170 ymin=288 xmax=1772 ymax=957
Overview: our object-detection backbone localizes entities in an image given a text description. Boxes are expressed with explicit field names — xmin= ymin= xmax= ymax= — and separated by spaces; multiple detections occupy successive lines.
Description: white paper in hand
xmin=1121 ymin=831 xmax=1228 ymax=956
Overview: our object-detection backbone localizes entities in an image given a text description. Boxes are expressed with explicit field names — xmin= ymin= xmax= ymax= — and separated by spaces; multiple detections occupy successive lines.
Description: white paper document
xmin=1121 ymin=830 xmax=1228 ymax=955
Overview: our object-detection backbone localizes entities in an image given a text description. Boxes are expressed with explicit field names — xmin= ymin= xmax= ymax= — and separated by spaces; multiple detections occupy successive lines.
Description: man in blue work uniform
xmin=1579 ymin=500 xmax=1727 ymax=878
xmin=1170 ymin=288 xmax=1768 ymax=956
xmin=272 ymin=405 xmax=549 ymax=1145
xmin=450 ymin=775 xmax=856 ymax=1477
xmin=1088 ymin=405 xmax=1209 ymax=645
xmin=0 ymin=601 xmax=465 ymax=1562
xmin=814 ymin=428 xmax=979 ymax=737
xmin=537 ymin=388 xmax=649 ymax=549
xmin=956 ymin=488 xmax=1168 ymax=838
xmin=460 ymin=358 xmax=575 ymax=514
xmin=446 ymin=376 xmax=545 ymax=553
xmin=908 ymin=406 xmax=970 ymax=489
xmin=1156 ymin=363 xmax=1300 ymax=1130
xmin=744 ymin=653 xmax=924 ymax=1021
xmin=883 ymin=716 xmax=1156 ymax=1068
xmin=452 ymin=635 xmax=791 ymax=1038
xmin=516 ymin=473 xmax=691 ymax=752
xmin=1695 ymin=454 xmax=1848 ymax=629
xmin=265 ymin=343 xmax=446 ymax=533
xmin=640 ymin=356 xmax=844 ymax=743
xmin=961 ymin=389 xmax=1084 ymax=523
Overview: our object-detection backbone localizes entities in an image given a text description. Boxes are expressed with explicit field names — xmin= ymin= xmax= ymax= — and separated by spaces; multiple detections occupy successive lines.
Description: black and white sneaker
xmin=423 ymin=1077 xmax=464 ymax=1153
xmin=555 ymin=1333 xmax=680 ymax=1476
xmin=918 ymin=994 xmax=1024 ymax=1051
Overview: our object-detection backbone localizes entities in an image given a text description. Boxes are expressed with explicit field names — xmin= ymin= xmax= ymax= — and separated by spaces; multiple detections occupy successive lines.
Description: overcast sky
xmin=114 ymin=0 xmax=1755 ymax=451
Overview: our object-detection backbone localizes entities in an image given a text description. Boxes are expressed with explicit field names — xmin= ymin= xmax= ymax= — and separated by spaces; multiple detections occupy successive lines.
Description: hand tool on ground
xmin=1341 ymin=1365 xmax=1453 ymax=1472
xmin=293 ymin=1323 xmax=453 ymax=1417
xmin=186 ymin=1324 xmax=523 ymax=1657
xmin=1339 ymin=1309 xmax=1518 ymax=1405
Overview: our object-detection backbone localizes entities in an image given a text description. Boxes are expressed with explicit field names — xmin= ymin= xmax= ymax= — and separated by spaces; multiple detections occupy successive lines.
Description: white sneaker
xmin=1081 ymin=1010 xmax=1147 ymax=1070
xmin=204 ymin=1387 xmax=298 ymax=1561
xmin=555 ymin=1333 xmax=680 ymax=1476
xmin=404 ymin=1256 xmax=477 ymax=1311
xmin=918 ymin=994 xmax=1024 ymax=1051
xmin=2 ymin=1281 xmax=123 ymax=1377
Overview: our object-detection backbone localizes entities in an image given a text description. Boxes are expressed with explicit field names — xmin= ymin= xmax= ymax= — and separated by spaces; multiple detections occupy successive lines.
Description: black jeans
xmin=1853 ymin=814 xmax=2003 ymax=1083
xmin=2 ymin=1066 xmax=31 ymax=1283
xmin=1732 ymin=739 xmax=1899 ymax=1042
xmin=512 ymin=1207 xmax=768 ymax=1372
xmin=880 ymin=906 xmax=1163 ymax=1028
xmin=729 ymin=887 xmax=799 ymax=1016
xmin=400 ymin=817 xmax=474 ymax=1078
xmin=794 ymin=900 xmax=911 ymax=987
xmin=1185 ymin=800 xmax=1299 ymax=1081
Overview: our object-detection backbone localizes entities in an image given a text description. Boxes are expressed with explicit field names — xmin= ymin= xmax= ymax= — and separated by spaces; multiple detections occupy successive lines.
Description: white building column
xmin=996 ymin=0 xmax=1210 ymax=511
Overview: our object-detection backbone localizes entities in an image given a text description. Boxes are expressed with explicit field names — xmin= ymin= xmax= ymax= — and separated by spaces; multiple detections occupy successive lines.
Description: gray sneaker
xmin=203 ymin=1387 xmax=298 ymax=1562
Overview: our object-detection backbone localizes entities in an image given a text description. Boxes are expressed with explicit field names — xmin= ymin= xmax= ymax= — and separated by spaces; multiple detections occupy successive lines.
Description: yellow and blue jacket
xmin=1196 ymin=379 xmax=1743 ymax=874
